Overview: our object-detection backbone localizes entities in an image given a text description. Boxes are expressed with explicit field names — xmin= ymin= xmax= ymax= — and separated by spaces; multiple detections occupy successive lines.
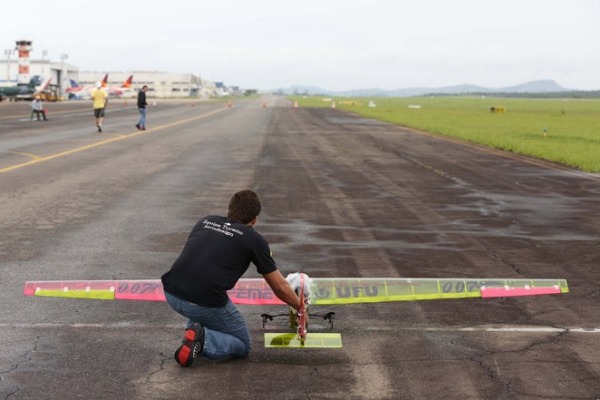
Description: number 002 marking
xmin=442 ymin=281 xmax=472 ymax=293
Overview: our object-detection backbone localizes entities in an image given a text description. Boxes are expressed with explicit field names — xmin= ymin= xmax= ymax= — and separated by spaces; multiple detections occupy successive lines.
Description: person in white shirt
xmin=31 ymin=96 xmax=48 ymax=121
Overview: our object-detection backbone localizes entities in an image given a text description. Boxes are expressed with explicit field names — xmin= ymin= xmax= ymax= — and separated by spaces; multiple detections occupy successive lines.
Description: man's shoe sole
xmin=175 ymin=324 xmax=204 ymax=367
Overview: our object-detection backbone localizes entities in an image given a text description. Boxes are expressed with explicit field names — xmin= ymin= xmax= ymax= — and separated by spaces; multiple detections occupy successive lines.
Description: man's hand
xmin=263 ymin=270 xmax=302 ymax=311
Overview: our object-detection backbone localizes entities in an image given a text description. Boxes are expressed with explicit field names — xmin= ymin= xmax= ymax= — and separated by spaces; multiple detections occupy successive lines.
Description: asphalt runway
xmin=0 ymin=97 xmax=599 ymax=399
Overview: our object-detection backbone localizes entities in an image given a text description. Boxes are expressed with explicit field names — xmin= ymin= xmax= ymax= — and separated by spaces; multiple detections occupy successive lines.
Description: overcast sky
xmin=3 ymin=0 xmax=599 ymax=91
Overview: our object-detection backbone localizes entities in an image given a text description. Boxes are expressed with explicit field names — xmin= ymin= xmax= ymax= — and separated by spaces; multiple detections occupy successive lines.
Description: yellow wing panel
xmin=265 ymin=333 xmax=343 ymax=348
xmin=33 ymin=288 xmax=116 ymax=300
xmin=25 ymin=280 xmax=118 ymax=300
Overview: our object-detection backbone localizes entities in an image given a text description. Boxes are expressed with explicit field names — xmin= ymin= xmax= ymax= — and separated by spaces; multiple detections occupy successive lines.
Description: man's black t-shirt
xmin=161 ymin=215 xmax=277 ymax=307
xmin=137 ymin=90 xmax=147 ymax=108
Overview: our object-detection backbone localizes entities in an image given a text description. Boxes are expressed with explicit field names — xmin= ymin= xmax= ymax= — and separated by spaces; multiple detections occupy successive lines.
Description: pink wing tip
xmin=481 ymin=285 xmax=561 ymax=298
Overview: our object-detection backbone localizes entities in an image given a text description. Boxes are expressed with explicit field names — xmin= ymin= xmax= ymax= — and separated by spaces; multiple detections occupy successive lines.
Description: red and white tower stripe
xmin=15 ymin=40 xmax=32 ymax=84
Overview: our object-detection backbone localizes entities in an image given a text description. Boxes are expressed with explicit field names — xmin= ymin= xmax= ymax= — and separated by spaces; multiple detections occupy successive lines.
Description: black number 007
xmin=117 ymin=282 xmax=159 ymax=294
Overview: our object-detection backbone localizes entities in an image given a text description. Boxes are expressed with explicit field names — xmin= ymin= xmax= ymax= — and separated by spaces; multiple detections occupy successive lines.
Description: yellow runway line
xmin=0 ymin=106 xmax=227 ymax=174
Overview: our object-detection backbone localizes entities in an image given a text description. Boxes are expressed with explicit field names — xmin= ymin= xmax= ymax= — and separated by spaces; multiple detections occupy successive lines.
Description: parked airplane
xmin=106 ymin=75 xmax=134 ymax=98
xmin=0 ymin=76 xmax=52 ymax=101
xmin=65 ymin=79 xmax=85 ymax=98
xmin=66 ymin=74 xmax=108 ymax=99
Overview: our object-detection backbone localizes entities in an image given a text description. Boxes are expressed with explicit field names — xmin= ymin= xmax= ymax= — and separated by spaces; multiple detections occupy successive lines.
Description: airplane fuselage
xmin=0 ymin=85 xmax=35 ymax=100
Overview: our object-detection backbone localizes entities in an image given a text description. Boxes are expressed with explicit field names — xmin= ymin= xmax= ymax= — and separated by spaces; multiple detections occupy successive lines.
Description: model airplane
xmin=23 ymin=274 xmax=569 ymax=348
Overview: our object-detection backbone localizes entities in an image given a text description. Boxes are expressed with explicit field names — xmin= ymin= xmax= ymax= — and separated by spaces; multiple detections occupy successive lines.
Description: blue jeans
xmin=137 ymin=107 xmax=146 ymax=128
xmin=165 ymin=292 xmax=251 ymax=360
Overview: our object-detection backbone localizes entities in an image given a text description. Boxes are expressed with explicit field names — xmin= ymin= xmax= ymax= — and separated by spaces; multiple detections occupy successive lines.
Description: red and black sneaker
xmin=174 ymin=322 xmax=205 ymax=367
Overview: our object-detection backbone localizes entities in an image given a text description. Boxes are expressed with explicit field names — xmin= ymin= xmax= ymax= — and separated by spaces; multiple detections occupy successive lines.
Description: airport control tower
xmin=16 ymin=40 xmax=32 ymax=84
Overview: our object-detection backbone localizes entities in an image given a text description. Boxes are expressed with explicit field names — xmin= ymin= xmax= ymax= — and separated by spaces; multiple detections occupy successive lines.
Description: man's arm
xmin=263 ymin=270 xmax=301 ymax=310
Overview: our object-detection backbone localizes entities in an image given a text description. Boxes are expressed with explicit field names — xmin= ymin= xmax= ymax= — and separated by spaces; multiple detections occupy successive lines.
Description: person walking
xmin=90 ymin=82 xmax=107 ymax=132
xmin=30 ymin=96 xmax=48 ymax=121
xmin=161 ymin=189 xmax=302 ymax=367
xmin=135 ymin=85 xmax=148 ymax=130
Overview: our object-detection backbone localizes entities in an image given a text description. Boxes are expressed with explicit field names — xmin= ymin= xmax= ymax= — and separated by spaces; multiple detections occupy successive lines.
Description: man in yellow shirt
xmin=90 ymin=82 xmax=108 ymax=132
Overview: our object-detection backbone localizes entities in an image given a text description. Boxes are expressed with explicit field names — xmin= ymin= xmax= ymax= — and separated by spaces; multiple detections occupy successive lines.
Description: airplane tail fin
xmin=101 ymin=74 xmax=108 ymax=87
xmin=35 ymin=77 xmax=52 ymax=92
xmin=122 ymin=75 xmax=133 ymax=88
xmin=69 ymin=79 xmax=80 ymax=88
xmin=28 ymin=75 xmax=42 ymax=88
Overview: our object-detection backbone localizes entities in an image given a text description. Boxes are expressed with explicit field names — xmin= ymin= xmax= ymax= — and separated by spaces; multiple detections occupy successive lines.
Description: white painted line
xmin=0 ymin=323 xmax=598 ymax=333
xmin=0 ymin=323 xmax=182 ymax=329
xmin=367 ymin=325 xmax=600 ymax=334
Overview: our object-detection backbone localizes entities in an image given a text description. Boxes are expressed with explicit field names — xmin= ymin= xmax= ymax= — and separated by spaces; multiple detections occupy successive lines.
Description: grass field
xmin=289 ymin=96 xmax=600 ymax=173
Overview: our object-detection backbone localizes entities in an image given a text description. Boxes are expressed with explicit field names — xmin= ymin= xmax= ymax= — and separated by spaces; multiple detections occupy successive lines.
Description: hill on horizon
xmin=276 ymin=80 xmax=575 ymax=97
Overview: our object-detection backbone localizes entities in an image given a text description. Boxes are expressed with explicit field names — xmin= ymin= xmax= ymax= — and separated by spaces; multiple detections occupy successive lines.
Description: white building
xmin=0 ymin=59 xmax=77 ymax=91
xmin=1 ymin=55 xmax=218 ymax=99
xmin=77 ymin=71 xmax=209 ymax=98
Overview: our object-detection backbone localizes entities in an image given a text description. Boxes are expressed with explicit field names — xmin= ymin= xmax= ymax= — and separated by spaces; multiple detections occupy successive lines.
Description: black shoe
xmin=174 ymin=322 xmax=205 ymax=367
xmin=98 ymin=125 xmax=102 ymax=132
xmin=135 ymin=124 xmax=141 ymax=130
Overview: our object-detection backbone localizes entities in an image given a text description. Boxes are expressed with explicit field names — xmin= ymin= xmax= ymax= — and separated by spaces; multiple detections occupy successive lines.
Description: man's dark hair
xmin=227 ymin=190 xmax=261 ymax=224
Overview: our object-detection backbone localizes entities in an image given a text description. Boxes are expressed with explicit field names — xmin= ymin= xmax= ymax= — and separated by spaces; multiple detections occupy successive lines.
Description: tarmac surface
xmin=0 ymin=97 xmax=599 ymax=399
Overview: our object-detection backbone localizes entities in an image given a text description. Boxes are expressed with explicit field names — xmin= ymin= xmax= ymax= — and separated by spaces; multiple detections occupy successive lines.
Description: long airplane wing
xmin=23 ymin=277 xmax=568 ymax=304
